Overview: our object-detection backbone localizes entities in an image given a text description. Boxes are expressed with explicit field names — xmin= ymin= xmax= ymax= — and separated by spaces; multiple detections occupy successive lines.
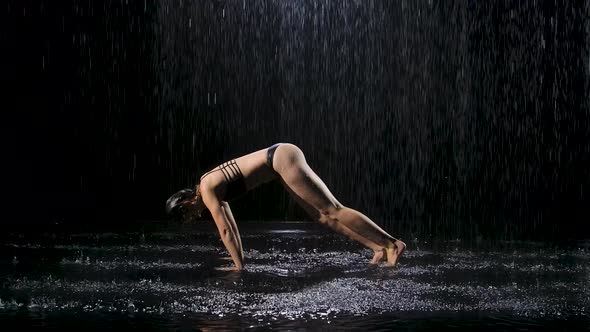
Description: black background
xmin=3 ymin=0 xmax=589 ymax=240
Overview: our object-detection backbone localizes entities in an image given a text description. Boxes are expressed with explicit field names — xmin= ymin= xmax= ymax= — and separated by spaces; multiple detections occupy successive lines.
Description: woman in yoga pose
xmin=166 ymin=143 xmax=405 ymax=270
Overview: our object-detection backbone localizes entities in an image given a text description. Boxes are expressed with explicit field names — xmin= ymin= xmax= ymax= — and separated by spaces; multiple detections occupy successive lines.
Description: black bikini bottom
xmin=267 ymin=143 xmax=280 ymax=173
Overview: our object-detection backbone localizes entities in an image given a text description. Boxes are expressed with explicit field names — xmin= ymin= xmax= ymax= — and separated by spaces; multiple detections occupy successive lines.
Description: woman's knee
xmin=319 ymin=202 xmax=345 ymax=220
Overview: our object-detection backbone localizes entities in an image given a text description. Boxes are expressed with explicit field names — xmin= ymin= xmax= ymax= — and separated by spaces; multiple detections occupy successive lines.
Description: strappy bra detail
xmin=199 ymin=159 xmax=247 ymax=201
xmin=198 ymin=144 xmax=281 ymax=201
xmin=218 ymin=160 xmax=243 ymax=182
xmin=217 ymin=160 xmax=247 ymax=201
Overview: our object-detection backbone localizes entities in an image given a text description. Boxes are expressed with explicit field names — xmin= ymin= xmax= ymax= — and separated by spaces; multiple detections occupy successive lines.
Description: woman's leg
xmin=274 ymin=144 xmax=405 ymax=265
xmin=280 ymin=181 xmax=386 ymax=263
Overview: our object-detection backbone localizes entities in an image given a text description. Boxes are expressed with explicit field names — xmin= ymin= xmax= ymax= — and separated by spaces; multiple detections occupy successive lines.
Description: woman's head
xmin=165 ymin=185 xmax=205 ymax=222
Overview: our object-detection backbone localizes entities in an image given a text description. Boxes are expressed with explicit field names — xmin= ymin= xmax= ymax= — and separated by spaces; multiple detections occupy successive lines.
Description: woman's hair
xmin=165 ymin=188 xmax=195 ymax=216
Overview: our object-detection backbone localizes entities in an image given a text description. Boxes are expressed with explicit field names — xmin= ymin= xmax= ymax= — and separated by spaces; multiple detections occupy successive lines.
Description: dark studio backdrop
xmin=3 ymin=0 xmax=589 ymax=240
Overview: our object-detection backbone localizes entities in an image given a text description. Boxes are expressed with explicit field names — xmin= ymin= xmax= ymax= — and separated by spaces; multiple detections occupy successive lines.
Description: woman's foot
xmin=385 ymin=240 xmax=406 ymax=267
xmin=370 ymin=248 xmax=385 ymax=264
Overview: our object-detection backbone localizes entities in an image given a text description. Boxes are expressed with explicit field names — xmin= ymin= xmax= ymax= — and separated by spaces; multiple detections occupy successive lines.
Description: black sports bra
xmin=223 ymin=175 xmax=248 ymax=201
xmin=200 ymin=159 xmax=247 ymax=201
xmin=199 ymin=144 xmax=281 ymax=201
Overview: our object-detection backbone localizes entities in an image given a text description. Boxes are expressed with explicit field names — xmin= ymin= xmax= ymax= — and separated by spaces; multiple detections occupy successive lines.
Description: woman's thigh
xmin=274 ymin=144 xmax=341 ymax=212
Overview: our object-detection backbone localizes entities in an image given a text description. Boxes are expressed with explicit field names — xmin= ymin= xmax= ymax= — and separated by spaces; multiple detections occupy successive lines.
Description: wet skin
xmin=189 ymin=143 xmax=405 ymax=269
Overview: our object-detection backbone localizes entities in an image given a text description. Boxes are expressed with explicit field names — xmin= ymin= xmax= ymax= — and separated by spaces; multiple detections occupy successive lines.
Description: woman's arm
xmin=221 ymin=201 xmax=244 ymax=261
xmin=203 ymin=195 xmax=244 ymax=270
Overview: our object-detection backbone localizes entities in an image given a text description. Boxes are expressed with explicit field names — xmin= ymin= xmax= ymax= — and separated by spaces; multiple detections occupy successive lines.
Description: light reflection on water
xmin=1 ymin=222 xmax=589 ymax=330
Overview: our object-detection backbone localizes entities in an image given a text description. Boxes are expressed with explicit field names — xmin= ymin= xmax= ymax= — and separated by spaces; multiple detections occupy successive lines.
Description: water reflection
xmin=1 ymin=223 xmax=589 ymax=330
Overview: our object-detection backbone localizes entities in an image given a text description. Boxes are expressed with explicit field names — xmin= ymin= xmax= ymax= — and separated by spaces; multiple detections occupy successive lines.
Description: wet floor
xmin=1 ymin=222 xmax=589 ymax=330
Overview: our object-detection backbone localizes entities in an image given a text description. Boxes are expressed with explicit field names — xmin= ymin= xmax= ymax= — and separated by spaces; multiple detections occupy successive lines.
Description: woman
xmin=166 ymin=143 xmax=405 ymax=270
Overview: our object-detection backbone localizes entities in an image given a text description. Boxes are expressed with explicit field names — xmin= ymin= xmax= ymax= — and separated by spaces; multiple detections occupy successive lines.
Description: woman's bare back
xmin=199 ymin=146 xmax=278 ymax=200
